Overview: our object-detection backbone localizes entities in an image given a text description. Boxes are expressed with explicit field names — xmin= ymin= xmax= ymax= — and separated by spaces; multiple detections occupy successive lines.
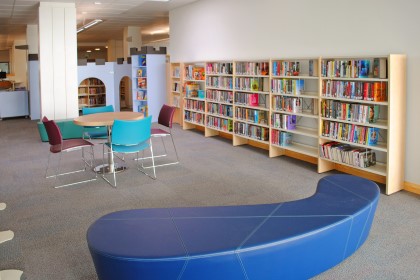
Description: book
xmin=139 ymin=55 xmax=146 ymax=66
xmin=137 ymin=78 xmax=147 ymax=89
xmin=359 ymin=60 xmax=370 ymax=78
xmin=367 ymin=105 xmax=379 ymax=123
xmin=367 ymin=127 xmax=379 ymax=145
xmin=251 ymin=78 xmax=259 ymax=91
xmin=280 ymin=132 xmax=292 ymax=146
xmin=373 ymin=58 xmax=387 ymax=79
xmin=137 ymin=90 xmax=147 ymax=100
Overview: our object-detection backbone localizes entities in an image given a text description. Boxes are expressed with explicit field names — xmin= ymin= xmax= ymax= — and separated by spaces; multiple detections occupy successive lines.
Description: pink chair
xmin=42 ymin=116 xmax=97 ymax=188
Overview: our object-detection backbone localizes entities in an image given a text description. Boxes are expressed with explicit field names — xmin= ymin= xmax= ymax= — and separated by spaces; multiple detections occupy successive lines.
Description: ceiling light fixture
xmin=95 ymin=48 xmax=100 ymax=51
xmin=150 ymin=28 xmax=170 ymax=35
xmin=77 ymin=19 xmax=103 ymax=33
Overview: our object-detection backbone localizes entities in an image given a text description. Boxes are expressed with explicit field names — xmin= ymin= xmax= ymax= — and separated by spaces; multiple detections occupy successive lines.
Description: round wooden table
xmin=74 ymin=111 xmax=144 ymax=127
xmin=74 ymin=111 xmax=144 ymax=174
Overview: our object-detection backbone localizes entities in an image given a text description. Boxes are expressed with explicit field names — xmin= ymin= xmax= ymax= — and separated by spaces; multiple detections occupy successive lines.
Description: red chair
xmin=42 ymin=116 xmax=97 ymax=188
xmin=137 ymin=105 xmax=179 ymax=168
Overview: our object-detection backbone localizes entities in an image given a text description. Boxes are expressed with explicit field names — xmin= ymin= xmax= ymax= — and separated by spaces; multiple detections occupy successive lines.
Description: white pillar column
xmin=123 ymin=26 xmax=142 ymax=60
xmin=38 ymin=2 xmax=78 ymax=119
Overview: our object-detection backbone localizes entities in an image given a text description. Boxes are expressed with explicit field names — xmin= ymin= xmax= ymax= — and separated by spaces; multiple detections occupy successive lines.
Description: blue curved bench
xmin=87 ymin=174 xmax=380 ymax=280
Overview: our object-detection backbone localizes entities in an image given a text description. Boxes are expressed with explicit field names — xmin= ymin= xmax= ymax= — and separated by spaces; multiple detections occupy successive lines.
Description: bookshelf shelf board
xmin=272 ymin=92 xmax=319 ymax=99
xmin=320 ymin=96 xmax=388 ymax=106
xmin=235 ymin=119 xmax=269 ymax=128
xmin=320 ymin=136 xmax=388 ymax=152
xmin=234 ymin=89 xmax=270 ymax=95
xmin=234 ymin=134 xmax=269 ymax=145
xmin=184 ymin=108 xmax=205 ymax=114
xmin=206 ymin=86 xmax=233 ymax=91
xmin=233 ymin=133 xmax=270 ymax=144
xmin=207 ymin=113 xmax=233 ymax=120
xmin=320 ymin=117 xmax=388 ymax=130
xmin=321 ymin=77 xmax=389 ymax=82
xmin=207 ymin=100 xmax=233 ymax=106
xmin=206 ymin=73 xmax=234 ymax=77
xmin=319 ymin=157 xmax=387 ymax=176
xmin=272 ymin=126 xmax=318 ymax=138
xmin=272 ymin=142 xmax=318 ymax=158
xmin=272 ymin=75 xmax=319 ymax=80
xmin=234 ymin=104 xmax=270 ymax=111
xmin=185 ymin=79 xmax=205 ymax=82
xmin=206 ymin=126 xmax=233 ymax=134
xmin=184 ymin=119 xmax=205 ymax=127
xmin=184 ymin=97 xmax=205 ymax=101
xmin=272 ymin=110 xmax=319 ymax=119
xmin=235 ymin=74 xmax=269 ymax=78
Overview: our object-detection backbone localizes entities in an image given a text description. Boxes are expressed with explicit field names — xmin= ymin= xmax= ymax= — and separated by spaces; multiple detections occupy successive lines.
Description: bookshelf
xmin=317 ymin=55 xmax=406 ymax=195
xmin=183 ymin=62 xmax=206 ymax=129
xmin=269 ymin=58 xmax=320 ymax=159
xmin=170 ymin=62 xmax=183 ymax=124
xmin=205 ymin=61 xmax=234 ymax=136
xmin=78 ymin=78 xmax=106 ymax=110
xmin=180 ymin=55 xmax=405 ymax=194
xmin=233 ymin=60 xmax=270 ymax=146
xmin=131 ymin=54 xmax=167 ymax=122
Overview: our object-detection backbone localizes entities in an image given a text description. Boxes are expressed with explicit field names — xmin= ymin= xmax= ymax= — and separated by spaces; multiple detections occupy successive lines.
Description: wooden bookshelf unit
xmin=78 ymin=78 xmax=106 ymax=110
xmin=174 ymin=54 xmax=406 ymax=195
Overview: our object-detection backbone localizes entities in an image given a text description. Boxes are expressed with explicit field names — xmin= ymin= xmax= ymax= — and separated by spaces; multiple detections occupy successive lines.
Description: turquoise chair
xmin=82 ymin=105 xmax=114 ymax=140
xmin=102 ymin=116 xmax=156 ymax=187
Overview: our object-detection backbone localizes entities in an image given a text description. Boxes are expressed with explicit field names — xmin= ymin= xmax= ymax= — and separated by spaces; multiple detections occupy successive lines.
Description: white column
xmin=123 ymin=26 xmax=142 ymax=60
xmin=27 ymin=25 xmax=39 ymax=55
xmin=38 ymin=2 xmax=78 ymax=120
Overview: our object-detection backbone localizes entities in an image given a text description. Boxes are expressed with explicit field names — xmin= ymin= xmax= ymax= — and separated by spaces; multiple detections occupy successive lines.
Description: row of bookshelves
xmin=169 ymin=54 xmax=405 ymax=195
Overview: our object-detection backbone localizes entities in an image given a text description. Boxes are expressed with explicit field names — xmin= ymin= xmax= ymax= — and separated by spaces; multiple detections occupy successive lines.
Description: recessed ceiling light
xmin=95 ymin=48 xmax=100 ymax=51
xmin=86 ymin=50 xmax=92 ymax=53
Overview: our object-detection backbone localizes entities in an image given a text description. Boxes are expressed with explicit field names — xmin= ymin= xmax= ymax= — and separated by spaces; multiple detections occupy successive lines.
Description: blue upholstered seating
xmin=87 ymin=174 xmax=380 ymax=280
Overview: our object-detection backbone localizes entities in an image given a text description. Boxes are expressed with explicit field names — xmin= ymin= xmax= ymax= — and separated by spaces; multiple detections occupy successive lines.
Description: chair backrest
xmin=111 ymin=116 xmax=152 ymax=146
xmin=42 ymin=116 xmax=63 ymax=146
xmin=158 ymin=104 xmax=176 ymax=128
xmin=82 ymin=105 xmax=114 ymax=115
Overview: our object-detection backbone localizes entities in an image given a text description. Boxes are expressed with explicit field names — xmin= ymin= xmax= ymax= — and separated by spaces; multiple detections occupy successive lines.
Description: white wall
xmin=169 ymin=0 xmax=420 ymax=185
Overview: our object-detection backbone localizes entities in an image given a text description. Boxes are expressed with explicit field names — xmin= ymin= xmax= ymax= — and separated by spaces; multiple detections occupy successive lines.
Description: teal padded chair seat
xmin=38 ymin=119 xmax=85 ymax=142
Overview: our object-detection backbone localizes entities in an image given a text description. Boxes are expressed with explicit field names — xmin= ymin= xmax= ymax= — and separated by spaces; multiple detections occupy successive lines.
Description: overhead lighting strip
xmin=77 ymin=19 xmax=103 ymax=33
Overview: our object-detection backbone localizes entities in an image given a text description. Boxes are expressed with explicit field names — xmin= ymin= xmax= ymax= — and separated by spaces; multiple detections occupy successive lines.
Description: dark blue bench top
xmin=87 ymin=174 xmax=380 ymax=280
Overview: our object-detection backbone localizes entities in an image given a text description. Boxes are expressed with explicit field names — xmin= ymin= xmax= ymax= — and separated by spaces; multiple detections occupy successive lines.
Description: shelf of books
xmin=232 ymin=60 xmax=270 ymax=146
xmin=132 ymin=54 xmax=148 ymax=115
xmin=78 ymin=78 xmax=106 ymax=111
xmin=317 ymin=54 xmax=406 ymax=195
xmin=179 ymin=55 xmax=405 ymax=194
xmin=183 ymin=62 xmax=206 ymax=129
xmin=131 ymin=54 xmax=167 ymax=121
xmin=205 ymin=61 xmax=234 ymax=136
xmin=269 ymin=58 xmax=320 ymax=159
xmin=170 ymin=62 xmax=183 ymax=124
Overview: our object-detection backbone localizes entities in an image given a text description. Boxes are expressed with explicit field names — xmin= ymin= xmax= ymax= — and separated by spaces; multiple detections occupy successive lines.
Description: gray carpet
xmin=0 ymin=118 xmax=419 ymax=280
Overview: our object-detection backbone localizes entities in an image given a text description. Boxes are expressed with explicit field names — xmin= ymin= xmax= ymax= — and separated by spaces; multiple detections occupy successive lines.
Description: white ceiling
xmin=0 ymin=0 xmax=198 ymax=50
